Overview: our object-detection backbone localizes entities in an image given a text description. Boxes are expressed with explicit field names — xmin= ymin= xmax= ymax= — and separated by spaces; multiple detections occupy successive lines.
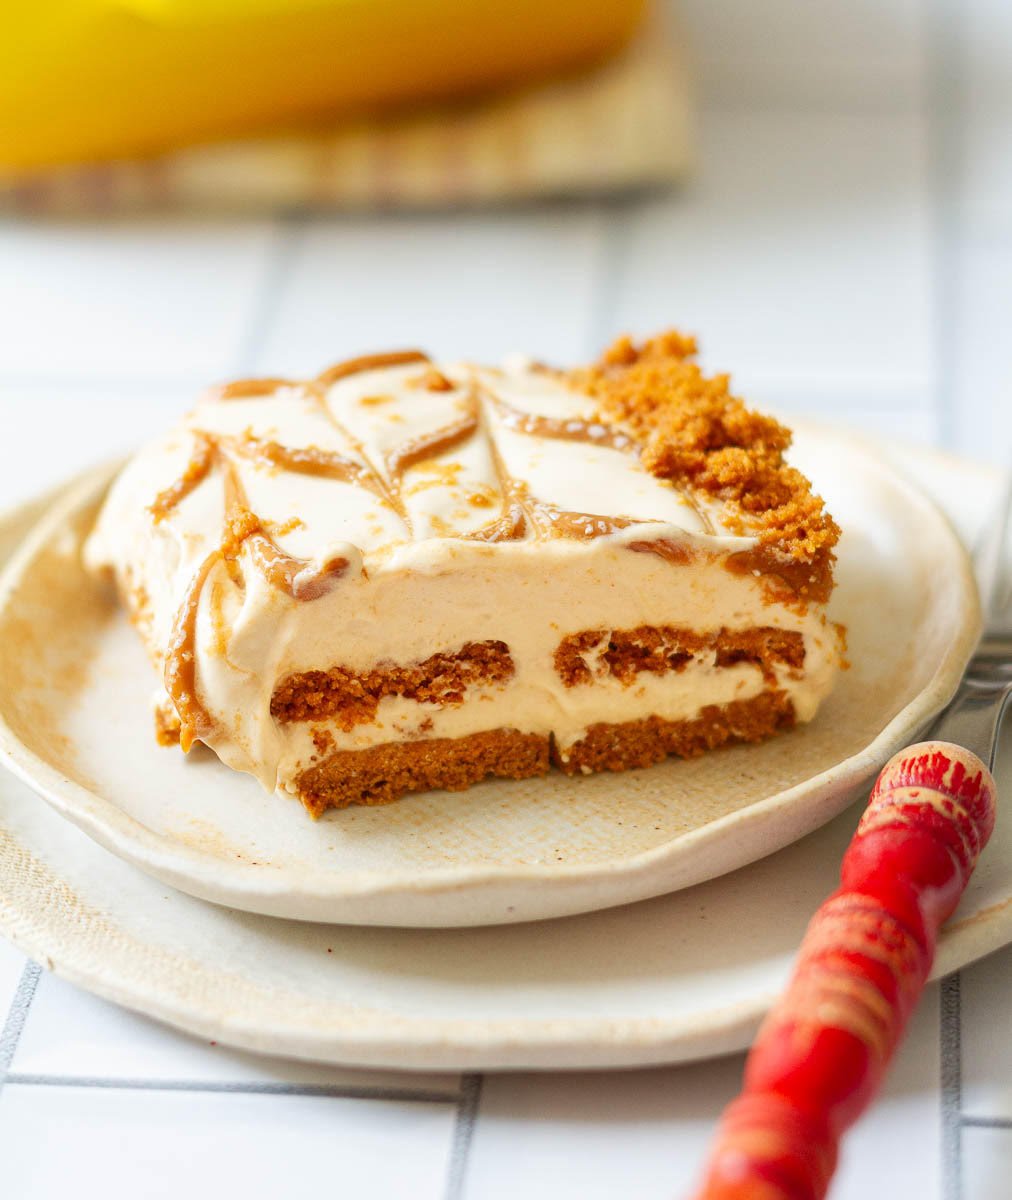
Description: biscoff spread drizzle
xmin=316 ymin=349 xmax=429 ymax=388
xmin=385 ymin=401 xmax=481 ymax=481
xmin=219 ymin=455 xmax=351 ymax=602
xmin=159 ymin=351 xmax=438 ymax=748
xmin=460 ymin=385 xmax=667 ymax=545
xmin=489 ymin=396 xmax=636 ymax=455
xmin=168 ymin=347 xmax=728 ymax=555
xmin=465 ymin=501 xmax=527 ymax=543
xmin=148 ymin=433 xmax=216 ymax=523
xmin=406 ymin=366 xmax=455 ymax=392
xmin=464 ymin=414 xmax=529 ymax=544
xmin=163 ymin=550 xmax=221 ymax=752
xmin=212 ymin=377 xmax=298 ymax=400
xmin=220 ymin=434 xmax=385 ymax=497
xmin=530 ymin=507 xmax=642 ymax=540
xmin=162 ymin=445 xmax=358 ymax=748
xmin=150 ymin=338 xmax=837 ymax=745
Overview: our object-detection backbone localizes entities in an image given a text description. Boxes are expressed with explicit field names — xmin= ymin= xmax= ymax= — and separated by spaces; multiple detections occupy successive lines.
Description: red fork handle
xmin=690 ymin=741 xmax=997 ymax=1200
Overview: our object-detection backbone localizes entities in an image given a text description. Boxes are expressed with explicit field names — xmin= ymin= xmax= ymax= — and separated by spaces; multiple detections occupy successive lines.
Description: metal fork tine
xmin=930 ymin=466 xmax=1012 ymax=768
xmin=974 ymin=471 xmax=1012 ymax=624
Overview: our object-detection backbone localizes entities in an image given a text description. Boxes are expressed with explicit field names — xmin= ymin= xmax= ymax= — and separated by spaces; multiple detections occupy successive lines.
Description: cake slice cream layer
xmin=84 ymin=336 xmax=843 ymax=813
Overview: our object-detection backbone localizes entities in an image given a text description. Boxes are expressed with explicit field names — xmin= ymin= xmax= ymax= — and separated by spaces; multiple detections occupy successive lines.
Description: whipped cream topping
xmin=85 ymin=352 xmax=842 ymax=797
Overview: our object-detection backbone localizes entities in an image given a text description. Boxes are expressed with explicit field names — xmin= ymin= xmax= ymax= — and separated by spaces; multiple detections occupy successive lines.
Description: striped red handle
xmin=691 ymin=741 xmax=997 ymax=1200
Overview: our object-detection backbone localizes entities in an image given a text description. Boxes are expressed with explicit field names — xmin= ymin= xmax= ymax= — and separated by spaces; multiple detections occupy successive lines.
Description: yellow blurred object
xmin=1 ymin=0 xmax=646 ymax=174
xmin=0 ymin=9 xmax=691 ymax=213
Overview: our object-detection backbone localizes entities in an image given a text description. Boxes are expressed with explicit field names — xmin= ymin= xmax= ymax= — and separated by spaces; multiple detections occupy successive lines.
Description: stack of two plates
xmin=0 ymin=424 xmax=1009 ymax=1071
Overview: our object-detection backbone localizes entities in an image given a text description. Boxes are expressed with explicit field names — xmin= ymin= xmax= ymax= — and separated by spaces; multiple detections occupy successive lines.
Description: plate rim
xmin=0 ymin=427 xmax=983 ymax=926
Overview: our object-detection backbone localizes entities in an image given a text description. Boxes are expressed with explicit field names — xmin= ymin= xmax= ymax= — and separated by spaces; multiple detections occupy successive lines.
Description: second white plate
xmin=0 ymin=423 xmax=980 ymax=926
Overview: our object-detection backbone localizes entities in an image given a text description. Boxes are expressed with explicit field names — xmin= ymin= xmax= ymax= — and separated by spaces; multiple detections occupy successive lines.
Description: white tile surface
xmin=0 ymin=218 xmax=278 ymax=381
xmin=961 ymin=946 xmax=1012 ymax=1120
xmin=0 ymin=941 xmax=28 ymax=1030
xmin=10 ymin=971 xmax=460 ymax=1095
xmin=949 ymin=243 xmax=1012 ymax=463
xmin=960 ymin=0 xmax=1012 ymax=237
xmin=836 ymin=987 xmax=942 ymax=1200
xmin=773 ymin=400 xmax=941 ymax=446
xmin=255 ymin=208 xmax=608 ymax=373
xmin=0 ymin=1084 xmax=457 ymax=1200
xmin=962 ymin=1126 xmax=1012 ymax=1200
xmin=467 ymin=1059 xmax=740 ymax=1199
xmin=610 ymin=107 xmax=933 ymax=413
xmin=0 ymin=381 xmax=194 ymax=511
xmin=677 ymin=0 xmax=926 ymax=107
xmin=466 ymin=988 xmax=942 ymax=1199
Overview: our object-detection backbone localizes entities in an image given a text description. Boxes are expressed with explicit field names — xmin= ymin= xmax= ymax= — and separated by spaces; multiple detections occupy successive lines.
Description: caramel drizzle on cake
xmin=465 ymin=428 xmax=529 ymax=543
xmin=221 ymin=459 xmax=351 ymax=603
xmin=162 ymin=444 xmax=357 ymax=749
xmin=489 ymin=396 xmax=636 ymax=454
xmin=185 ymin=352 xmax=714 ymax=554
xmin=163 ymin=550 xmax=221 ymax=751
xmin=221 ymin=435 xmax=381 ymax=492
xmin=156 ymin=350 xmax=484 ymax=749
xmin=208 ymin=352 xmax=708 ymax=548
xmin=527 ymin=504 xmax=642 ymax=541
xmin=627 ymin=538 xmax=695 ymax=565
xmin=384 ymin=391 xmax=481 ymax=483
xmin=464 ymin=501 xmax=527 ymax=543
xmin=148 ymin=433 xmax=216 ymax=522
xmin=153 ymin=341 xmax=828 ymax=751
xmin=211 ymin=377 xmax=298 ymax=400
xmin=315 ymin=349 xmax=429 ymax=388
xmin=406 ymin=366 xmax=455 ymax=392
xmin=456 ymin=388 xmax=671 ymax=544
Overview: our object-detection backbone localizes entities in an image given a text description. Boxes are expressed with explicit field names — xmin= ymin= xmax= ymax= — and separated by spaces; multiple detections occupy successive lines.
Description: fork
xmin=929 ymin=471 xmax=1012 ymax=769
xmin=692 ymin=471 xmax=1009 ymax=1200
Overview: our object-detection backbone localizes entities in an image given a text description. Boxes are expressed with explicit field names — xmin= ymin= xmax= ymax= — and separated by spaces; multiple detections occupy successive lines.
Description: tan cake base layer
xmin=296 ymin=728 xmax=551 ymax=817
xmin=557 ymin=690 xmax=795 ymax=775
xmin=293 ymin=690 xmax=795 ymax=815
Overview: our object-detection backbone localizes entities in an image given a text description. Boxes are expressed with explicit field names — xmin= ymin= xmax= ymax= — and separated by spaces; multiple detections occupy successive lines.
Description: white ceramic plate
xmin=0 ymin=439 xmax=1009 ymax=1071
xmin=0 ymin=424 xmax=981 ymax=927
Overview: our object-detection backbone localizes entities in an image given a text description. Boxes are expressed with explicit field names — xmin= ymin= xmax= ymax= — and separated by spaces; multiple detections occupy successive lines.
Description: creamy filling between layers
xmin=275 ymin=658 xmax=812 ymax=788
xmin=134 ymin=530 xmax=838 ymax=793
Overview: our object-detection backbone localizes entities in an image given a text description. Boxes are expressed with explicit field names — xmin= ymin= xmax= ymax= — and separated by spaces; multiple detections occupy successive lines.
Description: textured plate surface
xmin=0 ymin=425 xmax=981 ymax=927
xmin=0 ymin=438 xmax=1009 ymax=1071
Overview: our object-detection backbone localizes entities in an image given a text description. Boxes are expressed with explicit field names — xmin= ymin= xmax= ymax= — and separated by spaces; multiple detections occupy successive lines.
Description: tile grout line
xmin=231 ymin=210 xmax=307 ymax=375
xmin=961 ymin=1116 xmax=1012 ymax=1131
xmin=940 ymin=972 xmax=963 ymax=1200
xmin=443 ymin=1073 xmax=483 ymax=1200
xmin=4 ymin=1073 xmax=460 ymax=1104
xmin=0 ymin=960 xmax=42 ymax=1095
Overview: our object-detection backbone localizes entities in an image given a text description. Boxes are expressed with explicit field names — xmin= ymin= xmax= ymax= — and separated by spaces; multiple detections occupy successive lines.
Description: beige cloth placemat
xmin=1 ymin=14 xmax=690 ymax=214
